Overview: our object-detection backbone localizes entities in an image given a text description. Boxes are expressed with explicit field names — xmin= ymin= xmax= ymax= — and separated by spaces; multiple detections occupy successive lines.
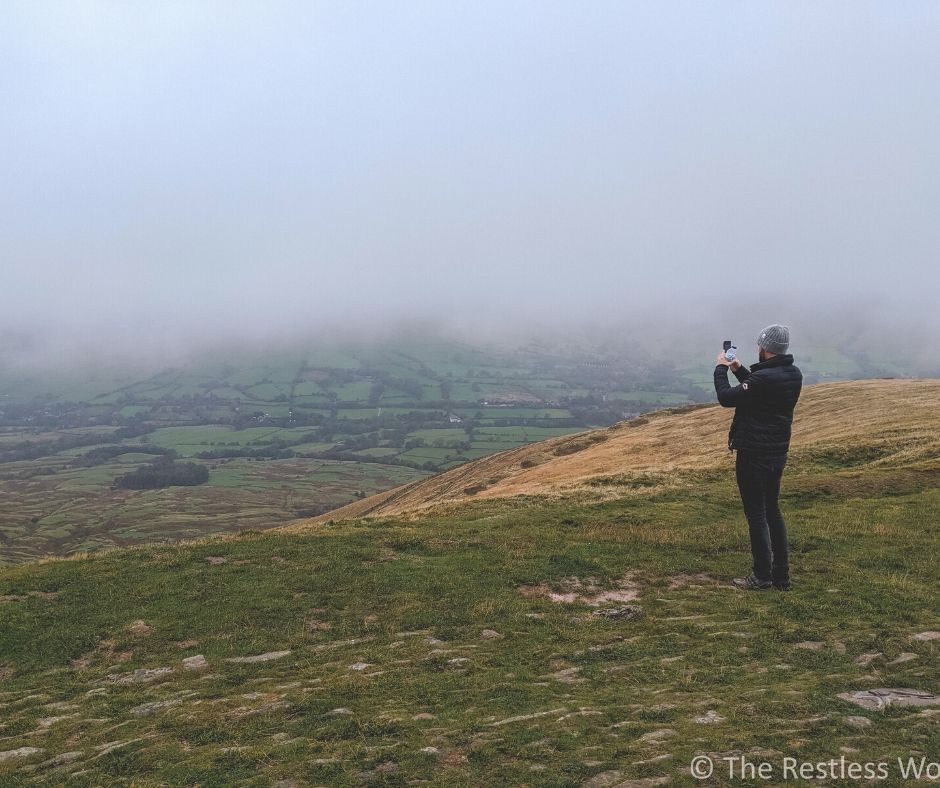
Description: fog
xmin=2 ymin=2 xmax=938 ymax=367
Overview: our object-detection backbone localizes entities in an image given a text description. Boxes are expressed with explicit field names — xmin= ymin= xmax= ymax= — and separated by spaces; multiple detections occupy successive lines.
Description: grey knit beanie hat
xmin=757 ymin=324 xmax=790 ymax=354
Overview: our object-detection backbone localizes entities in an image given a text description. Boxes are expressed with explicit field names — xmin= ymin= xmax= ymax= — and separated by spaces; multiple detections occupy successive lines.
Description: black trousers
xmin=735 ymin=450 xmax=789 ymax=582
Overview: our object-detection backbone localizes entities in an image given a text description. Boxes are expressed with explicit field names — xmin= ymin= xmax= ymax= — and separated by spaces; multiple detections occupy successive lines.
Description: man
xmin=714 ymin=324 xmax=803 ymax=591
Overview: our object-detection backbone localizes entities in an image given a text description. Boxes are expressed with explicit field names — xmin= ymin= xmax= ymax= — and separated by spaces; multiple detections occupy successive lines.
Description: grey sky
xmin=2 ymin=1 xmax=939 ymax=354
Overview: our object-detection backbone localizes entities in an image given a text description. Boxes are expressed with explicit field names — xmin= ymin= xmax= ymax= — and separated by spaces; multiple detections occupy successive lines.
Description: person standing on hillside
xmin=714 ymin=325 xmax=803 ymax=591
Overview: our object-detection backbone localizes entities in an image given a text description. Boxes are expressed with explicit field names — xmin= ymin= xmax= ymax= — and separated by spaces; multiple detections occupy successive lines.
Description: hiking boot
xmin=773 ymin=579 xmax=792 ymax=591
xmin=731 ymin=573 xmax=772 ymax=591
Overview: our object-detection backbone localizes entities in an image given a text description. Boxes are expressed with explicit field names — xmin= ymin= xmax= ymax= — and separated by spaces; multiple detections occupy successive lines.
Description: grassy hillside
xmin=1 ymin=379 xmax=939 ymax=785
xmin=295 ymin=379 xmax=940 ymax=524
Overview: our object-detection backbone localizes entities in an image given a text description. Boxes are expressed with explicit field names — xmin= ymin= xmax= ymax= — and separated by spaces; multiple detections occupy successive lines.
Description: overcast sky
xmin=2 ymin=1 xmax=939 ymax=357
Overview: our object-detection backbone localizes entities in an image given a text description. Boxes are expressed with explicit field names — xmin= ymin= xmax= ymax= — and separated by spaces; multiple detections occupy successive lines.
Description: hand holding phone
xmin=723 ymin=340 xmax=737 ymax=361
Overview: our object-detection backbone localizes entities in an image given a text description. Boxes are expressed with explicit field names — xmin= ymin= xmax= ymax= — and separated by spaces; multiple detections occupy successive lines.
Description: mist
xmin=3 ymin=1 xmax=939 ymax=367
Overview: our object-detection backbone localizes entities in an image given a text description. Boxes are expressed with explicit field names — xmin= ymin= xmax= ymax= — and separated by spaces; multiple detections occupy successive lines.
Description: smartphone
xmin=723 ymin=340 xmax=732 ymax=352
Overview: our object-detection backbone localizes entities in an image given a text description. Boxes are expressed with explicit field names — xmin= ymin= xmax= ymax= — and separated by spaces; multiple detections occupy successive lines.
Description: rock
xmin=233 ymin=700 xmax=292 ymax=718
xmin=582 ymin=770 xmax=671 ymax=787
xmin=37 ymin=751 xmax=83 ymax=768
xmin=412 ymin=712 xmax=436 ymax=720
xmin=37 ymin=715 xmax=76 ymax=728
xmin=225 ymin=650 xmax=291 ymax=664
xmin=419 ymin=746 xmax=440 ymax=755
xmin=327 ymin=707 xmax=354 ymax=716
xmin=542 ymin=666 xmax=584 ymax=684
xmin=838 ymin=688 xmax=940 ymax=710
xmin=349 ymin=662 xmax=372 ymax=671
xmin=127 ymin=620 xmax=153 ymax=636
xmin=855 ymin=652 xmax=883 ymax=666
xmin=889 ymin=652 xmax=918 ymax=665
xmin=632 ymin=754 xmax=673 ymax=766
xmin=204 ymin=556 xmax=227 ymax=564
xmin=481 ymin=629 xmax=503 ymax=640
xmin=425 ymin=636 xmax=445 ymax=646
xmin=491 ymin=708 xmax=566 ymax=726
xmin=129 ymin=699 xmax=183 ymax=717
xmin=182 ymin=654 xmax=208 ymax=671
xmin=793 ymin=641 xmax=825 ymax=651
xmin=447 ymin=657 xmax=469 ymax=667
xmin=638 ymin=728 xmax=676 ymax=743
xmin=583 ymin=772 xmax=624 ymax=788
xmin=108 ymin=667 xmax=173 ymax=685
xmin=592 ymin=605 xmax=643 ymax=620
xmin=94 ymin=739 xmax=142 ymax=756
xmin=355 ymin=761 xmax=399 ymax=780
xmin=912 ymin=631 xmax=940 ymax=642
xmin=692 ymin=710 xmax=725 ymax=724
xmin=42 ymin=701 xmax=79 ymax=711
xmin=845 ymin=715 xmax=872 ymax=729
xmin=0 ymin=747 xmax=44 ymax=763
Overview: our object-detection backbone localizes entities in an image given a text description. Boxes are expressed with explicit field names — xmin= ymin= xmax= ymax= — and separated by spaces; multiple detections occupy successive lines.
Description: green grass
xmin=1 ymin=465 xmax=939 ymax=784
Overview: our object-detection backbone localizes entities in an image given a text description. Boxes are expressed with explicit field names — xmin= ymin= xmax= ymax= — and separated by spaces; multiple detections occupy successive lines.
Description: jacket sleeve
xmin=732 ymin=364 xmax=750 ymax=383
xmin=714 ymin=365 xmax=760 ymax=408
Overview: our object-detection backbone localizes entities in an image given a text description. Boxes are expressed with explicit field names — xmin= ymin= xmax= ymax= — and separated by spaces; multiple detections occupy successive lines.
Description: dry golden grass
xmin=285 ymin=379 xmax=940 ymax=529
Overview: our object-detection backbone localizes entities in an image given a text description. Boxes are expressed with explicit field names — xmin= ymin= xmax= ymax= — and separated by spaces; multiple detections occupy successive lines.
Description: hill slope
xmin=293 ymin=379 xmax=940 ymax=525
xmin=1 ymin=378 xmax=939 ymax=785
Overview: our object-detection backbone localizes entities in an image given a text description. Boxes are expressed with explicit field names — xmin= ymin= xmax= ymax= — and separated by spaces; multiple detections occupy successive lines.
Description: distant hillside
xmin=293 ymin=379 xmax=940 ymax=526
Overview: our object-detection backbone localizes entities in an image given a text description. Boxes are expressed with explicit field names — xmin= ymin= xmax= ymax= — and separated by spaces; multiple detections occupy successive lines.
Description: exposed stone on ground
xmin=793 ymin=641 xmax=825 ymax=651
xmin=838 ymin=688 xmax=940 ymax=710
xmin=328 ymin=708 xmax=353 ymax=716
xmin=37 ymin=714 xmax=76 ymax=728
xmin=108 ymin=667 xmax=173 ymax=685
xmin=204 ymin=556 xmax=227 ymax=565
xmin=541 ymin=667 xmax=584 ymax=684
xmin=349 ymin=662 xmax=372 ymax=671
xmin=912 ymin=631 xmax=940 ymax=642
xmin=638 ymin=728 xmax=676 ymax=743
xmin=889 ymin=652 xmax=918 ymax=665
xmin=129 ymin=699 xmax=183 ymax=717
xmin=692 ymin=710 xmax=725 ymax=724
xmin=632 ymin=754 xmax=673 ymax=766
xmin=855 ymin=652 xmax=882 ymax=666
xmin=0 ymin=747 xmax=44 ymax=762
xmin=127 ymin=620 xmax=153 ymax=636
xmin=37 ymin=751 xmax=83 ymax=768
xmin=480 ymin=629 xmax=503 ymax=639
xmin=225 ymin=650 xmax=291 ymax=664
xmin=0 ymin=591 xmax=56 ymax=603
xmin=518 ymin=574 xmax=639 ymax=605
xmin=355 ymin=761 xmax=399 ymax=780
xmin=419 ymin=746 xmax=440 ymax=755
xmin=182 ymin=654 xmax=208 ymax=671
xmin=583 ymin=771 xmax=671 ymax=787
xmin=231 ymin=700 xmax=292 ymax=718
xmin=93 ymin=739 xmax=143 ymax=757
xmin=593 ymin=605 xmax=643 ymax=620
xmin=845 ymin=715 xmax=872 ymax=728
xmin=491 ymin=708 xmax=566 ymax=726
xmin=412 ymin=713 xmax=435 ymax=720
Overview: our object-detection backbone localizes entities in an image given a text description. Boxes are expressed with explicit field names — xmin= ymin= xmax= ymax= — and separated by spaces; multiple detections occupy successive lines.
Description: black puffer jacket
xmin=714 ymin=354 xmax=803 ymax=453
